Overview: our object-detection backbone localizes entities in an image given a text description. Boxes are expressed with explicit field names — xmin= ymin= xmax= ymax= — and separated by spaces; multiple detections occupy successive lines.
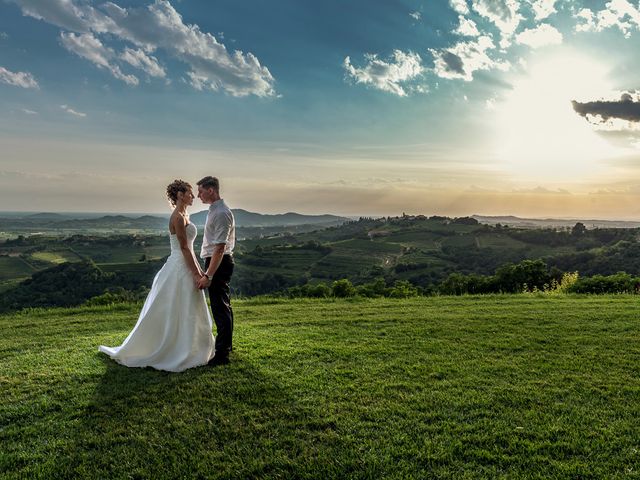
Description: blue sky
xmin=1 ymin=0 xmax=640 ymax=217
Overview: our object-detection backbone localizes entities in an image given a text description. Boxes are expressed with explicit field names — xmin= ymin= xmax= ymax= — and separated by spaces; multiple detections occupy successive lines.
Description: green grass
xmin=29 ymin=249 xmax=83 ymax=264
xmin=0 ymin=257 xmax=36 ymax=281
xmin=310 ymin=253 xmax=384 ymax=279
xmin=336 ymin=238 xmax=403 ymax=254
xmin=72 ymin=245 xmax=157 ymax=263
xmin=1 ymin=296 xmax=639 ymax=479
xmin=475 ymin=233 xmax=528 ymax=249
xmin=142 ymin=244 xmax=171 ymax=259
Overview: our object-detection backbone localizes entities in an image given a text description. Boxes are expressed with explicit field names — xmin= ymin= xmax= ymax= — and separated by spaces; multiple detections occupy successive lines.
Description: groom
xmin=196 ymin=176 xmax=236 ymax=366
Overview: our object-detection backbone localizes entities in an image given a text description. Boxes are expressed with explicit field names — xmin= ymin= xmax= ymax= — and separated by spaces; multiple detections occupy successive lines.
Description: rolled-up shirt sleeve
xmin=201 ymin=200 xmax=235 ymax=258
xmin=209 ymin=210 xmax=233 ymax=244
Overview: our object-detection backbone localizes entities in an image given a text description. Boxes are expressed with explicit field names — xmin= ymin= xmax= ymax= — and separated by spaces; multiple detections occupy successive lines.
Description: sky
xmin=1 ymin=0 xmax=640 ymax=218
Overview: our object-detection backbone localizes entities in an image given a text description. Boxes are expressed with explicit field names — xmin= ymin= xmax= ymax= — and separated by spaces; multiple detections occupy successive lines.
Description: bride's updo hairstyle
xmin=166 ymin=179 xmax=192 ymax=207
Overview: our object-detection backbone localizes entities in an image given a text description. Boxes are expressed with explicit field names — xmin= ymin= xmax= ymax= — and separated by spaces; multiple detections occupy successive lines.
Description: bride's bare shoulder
xmin=169 ymin=211 xmax=189 ymax=234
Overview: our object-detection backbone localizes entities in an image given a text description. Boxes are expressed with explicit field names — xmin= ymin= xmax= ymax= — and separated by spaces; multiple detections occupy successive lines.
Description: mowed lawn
xmin=1 ymin=296 xmax=639 ymax=479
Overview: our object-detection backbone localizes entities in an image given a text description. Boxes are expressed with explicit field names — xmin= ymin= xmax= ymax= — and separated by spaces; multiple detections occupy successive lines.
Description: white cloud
xmin=60 ymin=32 xmax=111 ymax=69
xmin=575 ymin=0 xmax=640 ymax=38
xmin=515 ymin=23 xmax=563 ymax=48
xmin=7 ymin=0 xmax=115 ymax=33
xmin=0 ymin=66 xmax=39 ymax=89
xmin=0 ymin=32 xmax=8 ymax=40
xmin=60 ymin=32 xmax=138 ymax=85
xmin=21 ymin=108 xmax=38 ymax=115
xmin=60 ymin=104 xmax=87 ymax=117
xmin=450 ymin=0 xmax=470 ymax=15
xmin=575 ymin=8 xmax=596 ymax=33
xmin=455 ymin=15 xmax=480 ymax=36
xmin=186 ymin=71 xmax=209 ymax=91
xmin=410 ymin=11 xmax=421 ymax=20
xmin=10 ymin=0 xmax=275 ymax=97
xmin=430 ymin=36 xmax=509 ymax=81
xmin=121 ymin=48 xmax=165 ymax=78
xmin=471 ymin=0 xmax=523 ymax=47
xmin=103 ymin=1 xmax=275 ymax=96
xmin=343 ymin=50 xmax=424 ymax=97
xmin=528 ymin=0 xmax=557 ymax=20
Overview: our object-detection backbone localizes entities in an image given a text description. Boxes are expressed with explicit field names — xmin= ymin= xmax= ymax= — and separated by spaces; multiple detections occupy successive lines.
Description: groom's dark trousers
xmin=205 ymin=254 xmax=234 ymax=359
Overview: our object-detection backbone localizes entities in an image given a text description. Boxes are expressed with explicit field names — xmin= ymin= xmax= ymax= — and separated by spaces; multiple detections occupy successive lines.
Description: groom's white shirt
xmin=200 ymin=199 xmax=235 ymax=258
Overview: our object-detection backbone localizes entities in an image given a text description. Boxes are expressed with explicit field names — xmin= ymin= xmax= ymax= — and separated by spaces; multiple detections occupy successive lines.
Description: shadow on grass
xmin=51 ymin=353 xmax=341 ymax=479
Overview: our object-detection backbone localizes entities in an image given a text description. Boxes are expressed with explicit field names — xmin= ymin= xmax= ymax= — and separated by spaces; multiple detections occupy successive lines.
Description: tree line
xmin=3 ymin=258 xmax=640 ymax=313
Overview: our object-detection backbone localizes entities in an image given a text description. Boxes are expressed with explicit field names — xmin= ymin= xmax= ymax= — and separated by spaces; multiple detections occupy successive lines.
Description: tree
xmin=0 ymin=261 xmax=115 ymax=312
xmin=388 ymin=280 xmax=419 ymax=298
xmin=494 ymin=259 xmax=550 ymax=293
xmin=332 ymin=279 xmax=356 ymax=297
xmin=452 ymin=216 xmax=479 ymax=225
xmin=571 ymin=222 xmax=586 ymax=236
xmin=357 ymin=278 xmax=388 ymax=297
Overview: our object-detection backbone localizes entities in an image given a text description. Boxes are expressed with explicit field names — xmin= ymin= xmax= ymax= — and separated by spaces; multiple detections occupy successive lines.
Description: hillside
xmin=3 ymin=215 xmax=640 ymax=301
xmin=190 ymin=209 xmax=348 ymax=227
xmin=0 ymin=209 xmax=349 ymax=233
xmin=473 ymin=215 xmax=640 ymax=229
xmin=232 ymin=216 xmax=640 ymax=295
xmin=1 ymin=296 xmax=639 ymax=478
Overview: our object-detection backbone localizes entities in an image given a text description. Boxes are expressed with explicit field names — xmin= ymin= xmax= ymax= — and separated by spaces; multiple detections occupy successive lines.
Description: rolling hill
xmin=0 ymin=209 xmax=349 ymax=232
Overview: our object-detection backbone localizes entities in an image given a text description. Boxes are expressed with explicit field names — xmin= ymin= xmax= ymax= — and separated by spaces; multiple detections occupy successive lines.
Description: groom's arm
xmin=197 ymin=244 xmax=224 ymax=289
xmin=198 ymin=209 xmax=232 ymax=289
xmin=204 ymin=243 xmax=226 ymax=279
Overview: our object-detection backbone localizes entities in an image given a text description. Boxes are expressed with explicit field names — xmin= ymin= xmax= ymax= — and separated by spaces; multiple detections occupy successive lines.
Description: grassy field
xmin=1 ymin=296 xmax=639 ymax=479
xmin=0 ymin=257 xmax=36 ymax=281
xmin=30 ymin=249 xmax=84 ymax=265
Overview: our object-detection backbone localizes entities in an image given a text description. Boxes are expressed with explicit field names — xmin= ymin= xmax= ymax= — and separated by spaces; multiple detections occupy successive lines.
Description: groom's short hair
xmin=197 ymin=176 xmax=219 ymax=191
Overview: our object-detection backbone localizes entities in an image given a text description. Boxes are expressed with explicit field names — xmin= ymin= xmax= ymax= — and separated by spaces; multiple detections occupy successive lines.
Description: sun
xmin=492 ymin=47 xmax=624 ymax=182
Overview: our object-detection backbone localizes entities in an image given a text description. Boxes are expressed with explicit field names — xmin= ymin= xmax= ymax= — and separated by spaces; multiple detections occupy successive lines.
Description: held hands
xmin=196 ymin=274 xmax=211 ymax=290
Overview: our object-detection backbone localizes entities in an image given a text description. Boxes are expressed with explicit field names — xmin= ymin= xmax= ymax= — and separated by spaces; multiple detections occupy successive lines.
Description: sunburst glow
xmin=493 ymin=48 xmax=624 ymax=182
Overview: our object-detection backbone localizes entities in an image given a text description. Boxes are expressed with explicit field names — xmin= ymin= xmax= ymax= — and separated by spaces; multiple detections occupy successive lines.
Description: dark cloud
xmin=572 ymin=93 xmax=640 ymax=122
xmin=479 ymin=0 xmax=513 ymax=21
xmin=441 ymin=51 xmax=465 ymax=75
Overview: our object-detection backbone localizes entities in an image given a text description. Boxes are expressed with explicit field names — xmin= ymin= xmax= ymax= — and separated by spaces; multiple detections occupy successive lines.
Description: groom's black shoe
xmin=207 ymin=356 xmax=229 ymax=367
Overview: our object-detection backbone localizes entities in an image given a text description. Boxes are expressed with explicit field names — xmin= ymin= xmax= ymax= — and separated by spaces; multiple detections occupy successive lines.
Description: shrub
xmin=439 ymin=273 xmax=494 ymax=295
xmin=307 ymin=282 xmax=331 ymax=298
xmin=388 ymin=280 xmax=419 ymax=298
xmin=544 ymin=272 xmax=579 ymax=295
xmin=356 ymin=278 xmax=388 ymax=298
xmin=331 ymin=279 xmax=356 ymax=298
xmin=495 ymin=259 xmax=550 ymax=293
xmin=85 ymin=287 xmax=148 ymax=306
xmin=567 ymin=272 xmax=640 ymax=294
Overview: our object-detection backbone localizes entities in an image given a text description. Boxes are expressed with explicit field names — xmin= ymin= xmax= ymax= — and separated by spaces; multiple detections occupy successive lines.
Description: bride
xmin=99 ymin=180 xmax=215 ymax=371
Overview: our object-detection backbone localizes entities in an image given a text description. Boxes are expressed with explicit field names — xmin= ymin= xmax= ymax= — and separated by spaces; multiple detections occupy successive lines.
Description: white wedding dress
xmin=99 ymin=223 xmax=215 ymax=372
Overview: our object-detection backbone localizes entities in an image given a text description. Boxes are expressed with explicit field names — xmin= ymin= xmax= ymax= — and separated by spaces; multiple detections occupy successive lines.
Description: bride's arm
xmin=191 ymin=250 xmax=204 ymax=277
xmin=173 ymin=217 xmax=202 ymax=282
